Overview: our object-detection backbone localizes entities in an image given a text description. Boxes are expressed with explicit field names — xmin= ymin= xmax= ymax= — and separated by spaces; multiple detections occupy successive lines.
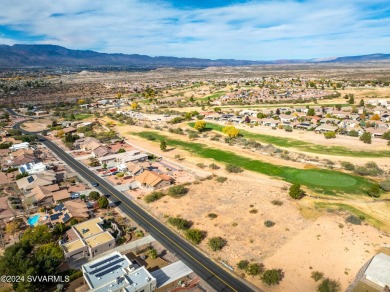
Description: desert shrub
xmin=249 ymin=209 xmax=258 ymax=214
xmin=208 ymin=237 xmax=227 ymax=251
xmin=289 ymin=184 xmax=304 ymax=199
xmin=324 ymin=131 xmax=336 ymax=139
xmin=354 ymin=166 xmax=370 ymax=176
xmin=345 ymin=215 xmax=361 ymax=225
xmin=317 ymin=278 xmax=341 ymax=292
xmin=209 ymin=163 xmax=220 ymax=169
xmin=340 ymin=161 xmax=355 ymax=171
xmin=135 ymin=230 xmax=144 ymax=238
xmin=185 ymin=229 xmax=205 ymax=245
xmin=379 ymin=179 xmax=390 ymax=191
xmin=367 ymin=184 xmax=380 ymax=198
xmin=271 ymin=200 xmax=283 ymax=206
xmin=147 ymin=248 xmax=158 ymax=259
xmin=237 ymin=260 xmax=249 ymax=270
xmin=167 ymin=217 xmax=191 ymax=230
xmin=167 ymin=185 xmax=188 ymax=198
xmin=360 ymin=132 xmax=371 ymax=144
xmin=363 ymin=162 xmax=383 ymax=176
xmin=226 ymin=164 xmax=243 ymax=173
xmin=216 ymin=176 xmax=227 ymax=183
xmin=196 ymin=163 xmax=206 ymax=168
xmin=311 ymin=271 xmax=324 ymax=282
xmin=208 ymin=213 xmax=218 ymax=219
xmin=246 ymin=263 xmax=265 ymax=276
xmin=144 ymin=191 xmax=165 ymax=203
xmin=264 ymin=220 xmax=275 ymax=227
xmin=261 ymin=269 xmax=284 ymax=285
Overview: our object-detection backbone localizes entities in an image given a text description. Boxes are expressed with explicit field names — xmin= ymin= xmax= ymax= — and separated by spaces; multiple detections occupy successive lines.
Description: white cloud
xmin=0 ymin=0 xmax=389 ymax=59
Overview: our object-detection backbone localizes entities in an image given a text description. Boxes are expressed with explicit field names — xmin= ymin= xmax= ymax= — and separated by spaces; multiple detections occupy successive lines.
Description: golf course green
xmin=136 ymin=131 xmax=375 ymax=195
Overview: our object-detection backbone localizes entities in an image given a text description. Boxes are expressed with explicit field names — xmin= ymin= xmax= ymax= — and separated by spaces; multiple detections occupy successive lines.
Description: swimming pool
xmin=27 ymin=214 xmax=40 ymax=226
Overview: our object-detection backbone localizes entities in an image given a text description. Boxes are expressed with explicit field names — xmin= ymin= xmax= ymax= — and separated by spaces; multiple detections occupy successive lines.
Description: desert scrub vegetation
xmin=237 ymin=260 xmax=249 ymax=270
xmin=167 ymin=217 xmax=191 ymax=230
xmin=246 ymin=263 xmax=265 ymax=277
xmin=354 ymin=162 xmax=383 ymax=177
xmin=340 ymin=161 xmax=355 ymax=171
xmin=226 ymin=164 xmax=243 ymax=173
xmin=261 ymin=269 xmax=284 ymax=286
xmin=191 ymin=122 xmax=390 ymax=158
xmin=209 ymin=163 xmax=220 ymax=169
xmin=207 ymin=237 xmax=227 ymax=251
xmin=249 ymin=209 xmax=258 ymax=214
xmin=317 ymin=278 xmax=341 ymax=292
xmin=379 ymin=179 xmax=390 ymax=191
xmin=345 ymin=215 xmax=362 ymax=225
xmin=264 ymin=220 xmax=275 ymax=227
xmin=215 ymin=176 xmax=227 ymax=183
xmin=167 ymin=185 xmax=188 ymax=198
xmin=271 ymin=199 xmax=283 ymax=206
xmin=144 ymin=191 xmax=165 ymax=203
xmin=311 ymin=271 xmax=324 ymax=282
xmin=289 ymin=184 xmax=305 ymax=199
xmin=185 ymin=229 xmax=205 ymax=245
xmin=196 ymin=163 xmax=206 ymax=168
xmin=207 ymin=213 xmax=218 ymax=219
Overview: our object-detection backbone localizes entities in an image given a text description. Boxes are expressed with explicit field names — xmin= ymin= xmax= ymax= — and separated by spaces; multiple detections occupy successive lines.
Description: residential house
xmin=24 ymin=184 xmax=60 ymax=207
xmin=319 ymin=118 xmax=340 ymax=125
xmin=78 ymin=137 xmax=103 ymax=152
xmin=99 ymin=150 xmax=148 ymax=167
xmin=19 ymin=162 xmax=46 ymax=174
xmin=52 ymin=189 xmax=72 ymax=203
xmin=361 ymin=253 xmax=390 ymax=290
xmin=365 ymin=127 xmax=388 ymax=138
xmin=134 ymin=170 xmax=171 ymax=190
xmin=261 ymin=118 xmax=280 ymax=128
xmin=315 ymin=124 xmax=338 ymax=133
xmin=82 ymin=251 xmax=157 ymax=292
xmin=7 ymin=153 xmax=36 ymax=167
xmin=118 ymin=161 xmax=144 ymax=176
xmin=279 ymin=114 xmax=297 ymax=123
xmin=92 ymin=146 xmax=109 ymax=158
xmin=16 ymin=171 xmax=57 ymax=192
xmin=9 ymin=142 xmax=29 ymax=152
xmin=61 ymin=217 xmax=115 ymax=260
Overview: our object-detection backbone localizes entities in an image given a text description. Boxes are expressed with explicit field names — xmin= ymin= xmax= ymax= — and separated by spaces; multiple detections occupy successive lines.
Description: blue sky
xmin=0 ymin=0 xmax=389 ymax=60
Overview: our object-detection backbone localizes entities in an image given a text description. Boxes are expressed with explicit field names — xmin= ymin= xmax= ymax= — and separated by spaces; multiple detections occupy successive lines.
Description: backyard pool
xmin=27 ymin=214 xmax=40 ymax=226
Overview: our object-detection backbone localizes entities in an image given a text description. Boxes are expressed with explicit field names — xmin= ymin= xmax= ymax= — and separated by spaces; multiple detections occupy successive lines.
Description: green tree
xmin=89 ymin=191 xmax=100 ymax=200
xmin=289 ymin=184 xmax=304 ymax=199
xmin=53 ymin=223 xmax=66 ymax=235
xmin=359 ymin=99 xmax=365 ymax=106
xmin=167 ymin=185 xmax=188 ymax=197
xmin=167 ymin=217 xmax=191 ymax=230
xmin=324 ymin=131 xmax=336 ymax=139
xmin=185 ymin=229 xmax=204 ymax=245
xmin=237 ymin=260 xmax=249 ymax=270
xmin=208 ymin=237 xmax=227 ymax=251
xmin=360 ymin=132 xmax=372 ymax=144
xmin=348 ymin=95 xmax=355 ymax=104
xmin=194 ymin=120 xmax=206 ymax=132
xmin=34 ymin=243 xmax=64 ymax=275
xmin=307 ymin=108 xmax=315 ymax=116
xmin=160 ymin=140 xmax=167 ymax=151
xmin=261 ymin=269 xmax=284 ymax=285
xmin=98 ymin=196 xmax=109 ymax=208
xmin=317 ymin=278 xmax=341 ymax=292
xmin=246 ymin=263 xmax=264 ymax=277
xmin=147 ymin=248 xmax=158 ymax=259
xmin=21 ymin=225 xmax=52 ymax=245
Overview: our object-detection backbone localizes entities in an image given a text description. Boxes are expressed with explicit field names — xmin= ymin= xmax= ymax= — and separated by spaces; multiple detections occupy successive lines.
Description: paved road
xmin=10 ymin=110 xmax=255 ymax=292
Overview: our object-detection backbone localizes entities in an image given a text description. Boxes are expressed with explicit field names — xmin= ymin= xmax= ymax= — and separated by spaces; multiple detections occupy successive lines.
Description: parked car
xmin=92 ymin=182 xmax=99 ymax=187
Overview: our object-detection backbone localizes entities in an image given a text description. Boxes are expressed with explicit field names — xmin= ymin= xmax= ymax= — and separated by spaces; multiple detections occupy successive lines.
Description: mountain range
xmin=1 ymin=44 xmax=390 ymax=67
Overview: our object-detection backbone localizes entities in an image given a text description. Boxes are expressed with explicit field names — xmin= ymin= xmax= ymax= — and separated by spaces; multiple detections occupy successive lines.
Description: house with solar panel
xmin=18 ymin=162 xmax=47 ymax=175
xmin=82 ymin=251 xmax=157 ymax=292
xmin=61 ymin=217 xmax=115 ymax=261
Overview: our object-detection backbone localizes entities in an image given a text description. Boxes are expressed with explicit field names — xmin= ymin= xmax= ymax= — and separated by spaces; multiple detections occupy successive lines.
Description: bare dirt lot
xmin=21 ymin=118 xmax=53 ymax=132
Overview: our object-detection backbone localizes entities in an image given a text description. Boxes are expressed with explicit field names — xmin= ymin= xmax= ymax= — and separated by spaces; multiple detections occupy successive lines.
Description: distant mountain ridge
xmin=0 ymin=44 xmax=389 ymax=67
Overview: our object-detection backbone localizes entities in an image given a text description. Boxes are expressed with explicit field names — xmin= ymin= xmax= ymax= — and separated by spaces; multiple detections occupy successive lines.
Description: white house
xmin=9 ymin=142 xmax=30 ymax=152
xmin=19 ymin=162 xmax=47 ymax=174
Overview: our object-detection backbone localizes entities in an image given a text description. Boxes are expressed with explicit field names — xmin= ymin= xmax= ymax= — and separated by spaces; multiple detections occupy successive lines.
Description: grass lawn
xmin=74 ymin=114 xmax=93 ymax=120
xmin=135 ymin=131 xmax=375 ymax=195
xmin=198 ymin=91 xmax=226 ymax=101
xmin=190 ymin=122 xmax=390 ymax=158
